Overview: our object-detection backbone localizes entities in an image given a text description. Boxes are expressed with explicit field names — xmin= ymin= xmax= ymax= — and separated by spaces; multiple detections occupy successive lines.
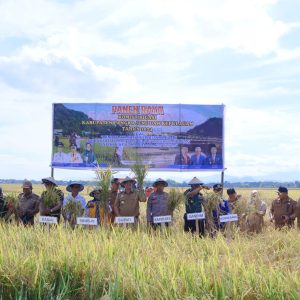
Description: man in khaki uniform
xmin=18 ymin=180 xmax=40 ymax=225
xmin=270 ymin=187 xmax=297 ymax=229
xmin=114 ymin=176 xmax=146 ymax=221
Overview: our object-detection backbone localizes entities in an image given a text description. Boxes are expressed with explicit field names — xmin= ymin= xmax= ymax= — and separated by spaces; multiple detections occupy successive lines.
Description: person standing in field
xmin=17 ymin=180 xmax=40 ymax=225
xmin=270 ymin=187 xmax=297 ymax=229
xmin=108 ymin=178 xmax=120 ymax=223
xmin=85 ymin=188 xmax=110 ymax=225
xmin=147 ymin=178 xmax=170 ymax=229
xmin=0 ymin=187 xmax=8 ymax=218
xmin=212 ymin=184 xmax=230 ymax=230
xmin=244 ymin=190 xmax=267 ymax=233
xmin=39 ymin=177 xmax=64 ymax=222
xmin=114 ymin=176 xmax=146 ymax=222
xmin=63 ymin=182 xmax=86 ymax=227
xmin=183 ymin=177 xmax=206 ymax=236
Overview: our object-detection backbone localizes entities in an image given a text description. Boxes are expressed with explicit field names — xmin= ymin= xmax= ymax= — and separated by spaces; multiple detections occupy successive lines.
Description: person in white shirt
xmin=53 ymin=142 xmax=68 ymax=163
xmin=63 ymin=182 xmax=86 ymax=227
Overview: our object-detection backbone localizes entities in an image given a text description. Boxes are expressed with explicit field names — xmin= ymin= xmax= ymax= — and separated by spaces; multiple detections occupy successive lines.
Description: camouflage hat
xmin=22 ymin=180 xmax=32 ymax=189
xmin=89 ymin=188 xmax=102 ymax=197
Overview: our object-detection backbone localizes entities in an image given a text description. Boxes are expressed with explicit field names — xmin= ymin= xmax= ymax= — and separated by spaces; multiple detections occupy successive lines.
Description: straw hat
xmin=41 ymin=177 xmax=58 ymax=186
xmin=188 ymin=177 xmax=203 ymax=185
xmin=66 ymin=182 xmax=84 ymax=192
xmin=152 ymin=178 xmax=168 ymax=187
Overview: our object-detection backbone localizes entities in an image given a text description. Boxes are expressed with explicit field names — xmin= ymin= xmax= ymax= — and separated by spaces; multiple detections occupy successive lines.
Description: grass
xmin=0 ymin=185 xmax=300 ymax=299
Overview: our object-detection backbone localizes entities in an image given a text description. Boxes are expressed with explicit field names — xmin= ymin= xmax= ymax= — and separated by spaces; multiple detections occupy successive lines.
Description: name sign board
xmin=187 ymin=212 xmax=205 ymax=220
xmin=115 ymin=216 xmax=135 ymax=224
xmin=77 ymin=217 xmax=98 ymax=226
xmin=153 ymin=215 xmax=172 ymax=224
xmin=39 ymin=216 xmax=58 ymax=224
xmin=220 ymin=214 xmax=238 ymax=223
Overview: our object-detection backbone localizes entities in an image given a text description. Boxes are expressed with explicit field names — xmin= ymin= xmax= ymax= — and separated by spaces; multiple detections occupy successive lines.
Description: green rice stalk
xmin=4 ymin=192 xmax=20 ymax=222
xmin=94 ymin=165 xmax=114 ymax=208
xmin=168 ymin=188 xmax=185 ymax=213
xmin=202 ymin=190 xmax=222 ymax=234
xmin=63 ymin=199 xmax=84 ymax=226
xmin=130 ymin=160 xmax=149 ymax=189
xmin=42 ymin=187 xmax=60 ymax=208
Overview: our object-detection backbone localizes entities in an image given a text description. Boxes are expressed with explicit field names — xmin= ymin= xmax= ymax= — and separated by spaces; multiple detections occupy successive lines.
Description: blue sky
xmin=0 ymin=0 xmax=300 ymax=182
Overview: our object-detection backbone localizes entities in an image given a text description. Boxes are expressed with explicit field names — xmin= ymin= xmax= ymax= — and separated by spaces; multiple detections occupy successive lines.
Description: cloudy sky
xmin=0 ymin=0 xmax=300 ymax=182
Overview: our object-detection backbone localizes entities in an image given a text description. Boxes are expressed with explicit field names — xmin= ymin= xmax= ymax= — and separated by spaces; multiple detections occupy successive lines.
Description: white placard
xmin=77 ymin=217 xmax=98 ymax=226
xmin=187 ymin=212 xmax=206 ymax=220
xmin=153 ymin=215 xmax=172 ymax=224
xmin=39 ymin=216 xmax=58 ymax=224
xmin=220 ymin=214 xmax=238 ymax=223
xmin=115 ymin=216 xmax=135 ymax=224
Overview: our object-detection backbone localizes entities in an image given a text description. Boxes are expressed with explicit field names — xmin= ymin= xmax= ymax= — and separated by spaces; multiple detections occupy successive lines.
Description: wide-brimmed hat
xmin=188 ymin=177 xmax=203 ymax=185
xmin=121 ymin=176 xmax=136 ymax=184
xmin=66 ymin=182 xmax=84 ymax=192
xmin=153 ymin=178 xmax=168 ymax=187
xmin=89 ymin=188 xmax=102 ymax=197
xmin=42 ymin=177 xmax=58 ymax=186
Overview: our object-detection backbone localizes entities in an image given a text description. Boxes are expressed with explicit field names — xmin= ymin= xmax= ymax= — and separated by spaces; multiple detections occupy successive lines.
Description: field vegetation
xmin=0 ymin=185 xmax=300 ymax=299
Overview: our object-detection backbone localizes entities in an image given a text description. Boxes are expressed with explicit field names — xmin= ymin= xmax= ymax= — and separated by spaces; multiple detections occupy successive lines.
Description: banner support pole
xmin=51 ymin=168 xmax=54 ymax=178
xmin=221 ymin=168 xmax=226 ymax=197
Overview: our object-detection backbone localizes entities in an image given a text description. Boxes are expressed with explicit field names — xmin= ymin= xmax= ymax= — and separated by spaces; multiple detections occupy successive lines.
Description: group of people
xmin=0 ymin=177 xmax=299 ymax=235
xmin=52 ymin=142 xmax=97 ymax=164
xmin=174 ymin=144 xmax=223 ymax=167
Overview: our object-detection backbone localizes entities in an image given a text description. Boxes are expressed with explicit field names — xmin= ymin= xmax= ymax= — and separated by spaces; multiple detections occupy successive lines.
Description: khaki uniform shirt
xmin=18 ymin=192 xmax=40 ymax=216
xmin=270 ymin=197 xmax=297 ymax=228
xmin=114 ymin=190 xmax=146 ymax=217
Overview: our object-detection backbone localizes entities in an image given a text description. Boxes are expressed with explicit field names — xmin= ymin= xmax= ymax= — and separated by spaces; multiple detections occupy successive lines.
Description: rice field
xmin=0 ymin=185 xmax=300 ymax=299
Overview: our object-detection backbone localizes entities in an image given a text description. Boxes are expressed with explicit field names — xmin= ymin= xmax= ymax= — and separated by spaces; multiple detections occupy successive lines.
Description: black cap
xmin=278 ymin=186 xmax=288 ymax=193
xmin=213 ymin=184 xmax=222 ymax=190
xmin=57 ymin=142 xmax=64 ymax=147
xmin=227 ymin=188 xmax=236 ymax=195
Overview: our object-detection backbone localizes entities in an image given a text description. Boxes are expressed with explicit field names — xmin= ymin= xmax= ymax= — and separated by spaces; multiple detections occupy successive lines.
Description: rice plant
xmin=168 ymin=188 xmax=185 ymax=213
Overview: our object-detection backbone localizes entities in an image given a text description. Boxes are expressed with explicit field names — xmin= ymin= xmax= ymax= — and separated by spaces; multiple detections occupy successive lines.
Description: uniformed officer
xmin=114 ymin=176 xmax=146 ymax=222
xmin=146 ymin=178 xmax=170 ymax=229
xmin=18 ymin=180 xmax=40 ymax=225
xmin=270 ymin=187 xmax=297 ymax=229
xmin=183 ymin=177 xmax=206 ymax=236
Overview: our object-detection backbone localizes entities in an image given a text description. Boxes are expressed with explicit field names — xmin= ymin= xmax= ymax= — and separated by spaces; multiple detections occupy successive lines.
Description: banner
xmin=51 ymin=103 xmax=224 ymax=170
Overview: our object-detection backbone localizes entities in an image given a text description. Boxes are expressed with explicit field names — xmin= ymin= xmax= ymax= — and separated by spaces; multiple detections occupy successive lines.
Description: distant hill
xmin=54 ymin=104 xmax=124 ymax=136
xmin=186 ymin=117 xmax=222 ymax=137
